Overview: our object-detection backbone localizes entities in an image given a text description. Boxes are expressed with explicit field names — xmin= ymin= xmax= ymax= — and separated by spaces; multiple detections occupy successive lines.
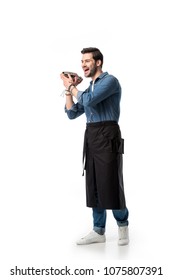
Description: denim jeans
xmin=93 ymin=207 xmax=129 ymax=235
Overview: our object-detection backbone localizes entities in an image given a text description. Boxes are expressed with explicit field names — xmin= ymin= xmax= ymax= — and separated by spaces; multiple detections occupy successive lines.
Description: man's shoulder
xmin=101 ymin=72 xmax=119 ymax=83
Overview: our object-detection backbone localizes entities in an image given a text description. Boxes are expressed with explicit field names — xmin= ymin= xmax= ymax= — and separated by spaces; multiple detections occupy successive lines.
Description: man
xmin=60 ymin=47 xmax=129 ymax=246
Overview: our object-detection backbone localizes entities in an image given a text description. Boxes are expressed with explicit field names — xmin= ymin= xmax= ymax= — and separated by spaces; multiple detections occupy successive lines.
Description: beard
xmin=87 ymin=64 xmax=97 ymax=78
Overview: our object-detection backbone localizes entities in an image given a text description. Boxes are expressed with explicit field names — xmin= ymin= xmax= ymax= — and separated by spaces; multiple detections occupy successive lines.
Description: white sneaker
xmin=76 ymin=230 xmax=106 ymax=245
xmin=118 ymin=226 xmax=129 ymax=246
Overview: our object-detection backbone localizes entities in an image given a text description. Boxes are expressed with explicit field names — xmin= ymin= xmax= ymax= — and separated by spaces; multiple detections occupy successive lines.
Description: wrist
xmin=69 ymin=85 xmax=76 ymax=95
xmin=67 ymin=84 xmax=74 ymax=92
xmin=65 ymin=90 xmax=71 ymax=96
xmin=70 ymin=86 xmax=78 ymax=98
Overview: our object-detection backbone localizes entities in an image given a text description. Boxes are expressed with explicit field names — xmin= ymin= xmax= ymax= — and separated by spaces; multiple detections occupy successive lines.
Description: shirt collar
xmin=90 ymin=72 xmax=108 ymax=85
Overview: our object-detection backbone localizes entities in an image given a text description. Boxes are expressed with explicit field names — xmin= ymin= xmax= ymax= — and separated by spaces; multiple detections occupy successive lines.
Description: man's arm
xmin=65 ymin=94 xmax=75 ymax=110
xmin=60 ymin=72 xmax=85 ymax=119
xmin=75 ymin=75 xmax=120 ymax=107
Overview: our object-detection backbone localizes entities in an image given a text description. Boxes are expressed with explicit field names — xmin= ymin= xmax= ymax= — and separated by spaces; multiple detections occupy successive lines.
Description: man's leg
xmin=76 ymin=208 xmax=106 ymax=245
xmin=112 ymin=207 xmax=129 ymax=245
xmin=93 ymin=207 xmax=106 ymax=235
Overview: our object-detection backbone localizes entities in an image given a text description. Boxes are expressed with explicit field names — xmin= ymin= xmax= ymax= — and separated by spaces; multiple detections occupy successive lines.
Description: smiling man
xmin=60 ymin=47 xmax=129 ymax=246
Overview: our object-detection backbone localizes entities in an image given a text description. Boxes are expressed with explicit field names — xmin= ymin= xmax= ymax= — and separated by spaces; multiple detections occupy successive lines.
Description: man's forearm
xmin=70 ymin=86 xmax=78 ymax=98
xmin=65 ymin=85 xmax=79 ymax=110
xmin=65 ymin=95 xmax=74 ymax=110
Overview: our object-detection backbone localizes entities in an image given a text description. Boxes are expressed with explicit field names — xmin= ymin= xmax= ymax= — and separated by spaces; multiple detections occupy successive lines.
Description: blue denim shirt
xmin=65 ymin=72 xmax=121 ymax=123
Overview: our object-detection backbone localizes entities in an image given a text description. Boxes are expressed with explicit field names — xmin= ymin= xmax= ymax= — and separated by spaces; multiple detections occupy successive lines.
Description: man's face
xmin=81 ymin=53 xmax=97 ymax=78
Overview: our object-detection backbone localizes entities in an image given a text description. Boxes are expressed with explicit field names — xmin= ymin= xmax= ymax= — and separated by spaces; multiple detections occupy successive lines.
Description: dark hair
xmin=81 ymin=47 xmax=103 ymax=67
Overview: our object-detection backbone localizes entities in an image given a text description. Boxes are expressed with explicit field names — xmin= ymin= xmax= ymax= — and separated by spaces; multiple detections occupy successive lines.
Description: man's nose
xmin=82 ymin=61 xmax=86 ymax=67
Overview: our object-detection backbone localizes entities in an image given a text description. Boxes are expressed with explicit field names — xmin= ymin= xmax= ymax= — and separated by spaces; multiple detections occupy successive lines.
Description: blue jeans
xmin=93 ymin=207 xmax=129 ymax=235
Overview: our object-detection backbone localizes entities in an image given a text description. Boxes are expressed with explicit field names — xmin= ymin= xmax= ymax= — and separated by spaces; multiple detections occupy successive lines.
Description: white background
xmin=0 ymin=0 xmax=173 ymax=279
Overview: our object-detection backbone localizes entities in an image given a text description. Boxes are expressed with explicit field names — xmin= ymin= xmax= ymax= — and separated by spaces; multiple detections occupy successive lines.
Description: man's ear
xmin=96 ymin=60 xmax=102 ymax=67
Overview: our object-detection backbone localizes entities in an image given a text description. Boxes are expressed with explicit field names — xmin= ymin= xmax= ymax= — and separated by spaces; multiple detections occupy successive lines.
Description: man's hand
xmin=60 ymin=72 xmax=80 ymax=99
xmin=60 ymin=72 xmax=83 ymax=88
xmin=60 ymin=73 xmax=73 ymax=90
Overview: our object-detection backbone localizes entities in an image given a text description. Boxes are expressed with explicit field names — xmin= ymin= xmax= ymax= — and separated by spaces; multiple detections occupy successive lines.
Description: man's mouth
xmin=84 ymin=68 xmax=89 ymax=75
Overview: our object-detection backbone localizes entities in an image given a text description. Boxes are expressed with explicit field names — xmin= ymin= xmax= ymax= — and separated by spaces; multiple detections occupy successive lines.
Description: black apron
xmin=83 ymin=121 xmax=126 ymax=209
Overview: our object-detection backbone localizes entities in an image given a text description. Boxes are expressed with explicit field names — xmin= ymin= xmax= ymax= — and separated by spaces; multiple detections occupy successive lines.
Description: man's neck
xmin=92 ymin=70 xmax=103 ymax=82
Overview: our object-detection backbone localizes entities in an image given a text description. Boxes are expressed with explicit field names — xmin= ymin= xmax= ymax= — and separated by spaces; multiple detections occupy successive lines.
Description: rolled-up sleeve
xmin=65 ymin=102 xmax=85 ymax=119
